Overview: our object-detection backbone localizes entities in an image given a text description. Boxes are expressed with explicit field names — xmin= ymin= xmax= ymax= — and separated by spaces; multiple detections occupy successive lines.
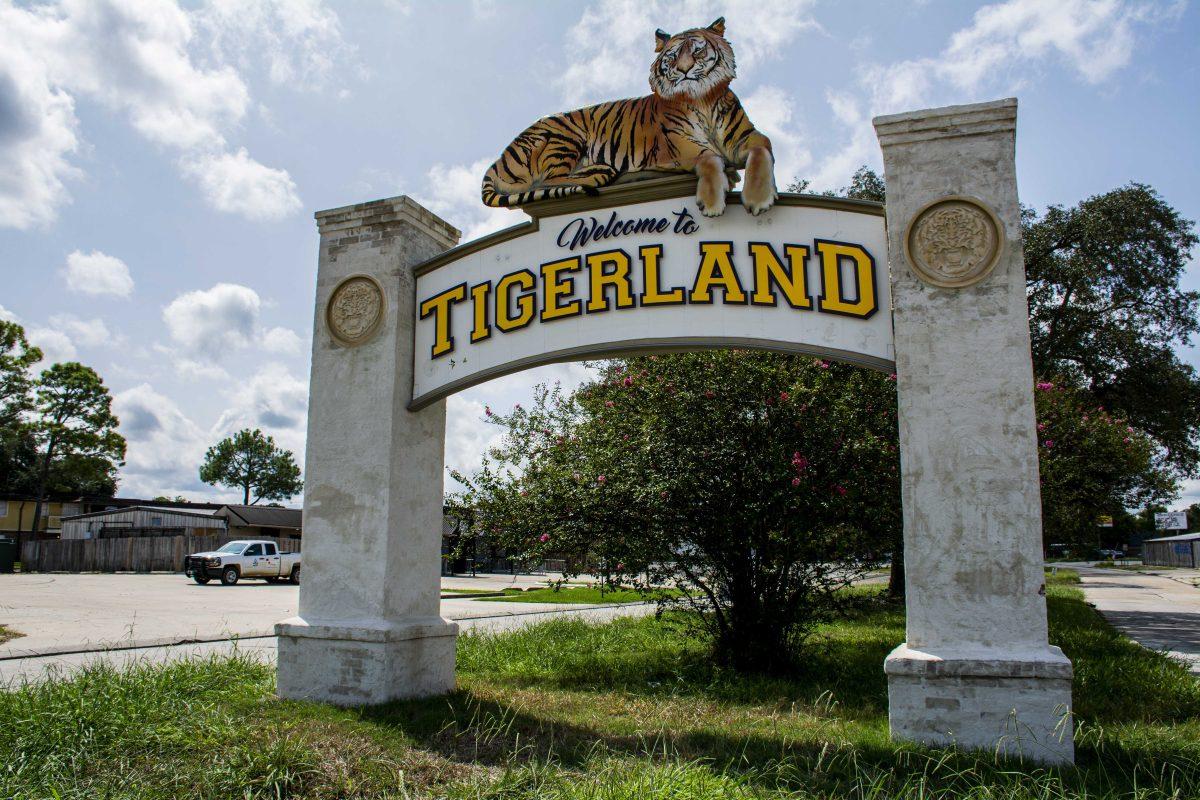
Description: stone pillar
xmin=276 ymin=196 xmax=461 ymax=706
xmin=873 ymin=99 xmax=1073 ymax=763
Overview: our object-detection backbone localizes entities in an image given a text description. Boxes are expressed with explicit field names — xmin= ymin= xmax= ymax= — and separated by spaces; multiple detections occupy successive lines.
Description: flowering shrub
xmin=1035 ymin=379 xmax=1174 ymax=547
xmin=449 ymin=351 xmax=900 ymax=673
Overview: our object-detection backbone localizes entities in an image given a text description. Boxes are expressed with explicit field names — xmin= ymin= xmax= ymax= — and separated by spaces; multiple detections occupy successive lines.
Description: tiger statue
xmin=481 ymin=17 xmax=776 ymax=218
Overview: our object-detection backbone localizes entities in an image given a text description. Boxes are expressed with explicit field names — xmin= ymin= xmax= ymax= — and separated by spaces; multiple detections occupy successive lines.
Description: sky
xmin=1 ymin=0 xmax=1198 ymax=508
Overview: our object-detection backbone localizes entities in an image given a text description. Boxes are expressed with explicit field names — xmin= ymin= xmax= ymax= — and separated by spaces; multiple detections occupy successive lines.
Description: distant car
xmin=1096 ymin=548 xmax=1123 ymax=560
xmin=184 ymin=540 xmax=300 ymax=586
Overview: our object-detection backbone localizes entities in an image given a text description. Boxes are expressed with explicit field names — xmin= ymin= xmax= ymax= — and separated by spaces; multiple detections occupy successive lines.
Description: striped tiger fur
xmin=481 ymin=17 xmax=777 ymax=217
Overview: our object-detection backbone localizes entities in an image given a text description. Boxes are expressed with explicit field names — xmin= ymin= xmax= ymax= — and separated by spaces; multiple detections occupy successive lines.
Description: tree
xmin=27 ymin=363 xmax=126 ymax=539
xmin=785 ymin=166 xmax=885 ymax=202
xmin=200 ymin=428 xmax=302 ymax=505
xmin=451 ymin=353 xmax=901 ymax=673
xmin=1023 ymin=184 xmax=1199 ymax=476
xmin=1034 ymin=379 xmax=1174 ymax=550
xmin=0 ymin=321 xmax=42 ymax=430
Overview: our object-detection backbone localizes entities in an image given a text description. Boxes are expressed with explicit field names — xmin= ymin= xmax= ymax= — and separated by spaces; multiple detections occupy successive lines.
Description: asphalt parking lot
xmin=0 ymin=572 xmax=619 ymax=659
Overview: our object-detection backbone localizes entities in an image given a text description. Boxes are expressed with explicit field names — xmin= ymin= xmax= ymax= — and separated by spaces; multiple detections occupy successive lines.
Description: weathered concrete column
xmin=874 ymin=99 xmax=1073 ymax=763
xmin=276 ymin=196 xmax=461 ymax=706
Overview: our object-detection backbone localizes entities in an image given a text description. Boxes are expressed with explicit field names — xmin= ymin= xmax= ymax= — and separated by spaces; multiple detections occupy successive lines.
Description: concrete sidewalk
xmin=1064 ymin=564 xmax=1200 ymax=674
xmin=0 ymin=572 xmax=607 ymax=659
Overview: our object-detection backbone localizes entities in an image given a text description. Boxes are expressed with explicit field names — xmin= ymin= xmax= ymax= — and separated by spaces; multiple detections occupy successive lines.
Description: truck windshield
xmin=217 ymin=542 xmax=247 ymax=553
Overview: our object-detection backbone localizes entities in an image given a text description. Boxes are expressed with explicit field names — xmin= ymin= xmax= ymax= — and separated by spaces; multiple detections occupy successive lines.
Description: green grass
xmin=475 ymin=585 xmax=665 ymax=604
xmin=0 ymin=624 xmax=21 ymax=645
xmin=1 ymin=572 xmax=1197 ymax=798
xmin=441 ymin=588 xmax=506 ymax=596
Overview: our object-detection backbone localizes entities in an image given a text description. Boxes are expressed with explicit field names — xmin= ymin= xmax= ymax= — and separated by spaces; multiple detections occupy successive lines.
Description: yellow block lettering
xmin=815 ymin=240 xmax=877 ymax=318
xmin=639 ymin=245 xmax=685 ymax=306
xmin=540 ymin=257 xmax=583 ymax=321
xmin=418 ymin=283 xmax=467 ymax=358
xmin=690 ymin=242 xmax=746 ymax=304
xmin=469 ymin=282 xmax=491 ymax=343
xmin=586 ymin=249 xmax=635 ymax=313
xmin=749 ymin=243 xmax=812 ymax=309
xmin=495 ymin=269 xmax=537 ymax=332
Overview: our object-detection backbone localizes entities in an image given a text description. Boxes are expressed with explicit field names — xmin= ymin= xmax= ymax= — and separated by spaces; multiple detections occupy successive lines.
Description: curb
xmin=0 ymin=602 xmax=657 ymax=662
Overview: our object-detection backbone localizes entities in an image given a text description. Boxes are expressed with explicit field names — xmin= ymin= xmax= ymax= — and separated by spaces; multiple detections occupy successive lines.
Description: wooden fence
xmin=19 ymin=533 xmax=299 ymax=573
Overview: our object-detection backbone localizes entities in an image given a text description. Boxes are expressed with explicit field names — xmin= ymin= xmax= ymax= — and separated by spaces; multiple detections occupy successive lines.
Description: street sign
xmin=1154 ymin=511 xmax=1188 ymax=531
xmin=1097 ymin=515 xmax=1113 ymax=528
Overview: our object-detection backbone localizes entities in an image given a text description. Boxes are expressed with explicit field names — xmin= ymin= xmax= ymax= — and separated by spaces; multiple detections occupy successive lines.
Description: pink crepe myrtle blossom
xmin=616 ymin=562 xmax=625 ymax=571
xmin=623 ymin=376 xmax=634 ymax=387
xmin=485 ymin=406 xmax=493 ymax=417
xmin=597 ymin=475 xmax=607 ymax=484
xmin=819 ymin=361 xmax=830 ymax=369
xmin=779 ymin=391 xmax=790 ymax=402
xmin=1037 ymin=423 xmax=1047 ymax=432
xmin=539 ymin=534 xmax=550 ymax=543
xmin=605 ymin=400 xmax=614 ymax=407
xmin=831 ymin=485 xmax=847 ymax=496
xmin=705 ymin=390 xmax=715 ymax=398
xmin=1123 ymin=437 xmax=1132 ymax=444
xmin=887 ymin=373 xmax=897 ymax=382
xmin=1042 ymin=440 xmax=1054 ymax=449
xmin=791 ymin=477 xmax=801 ymax=487
xmin=1036 ymin=381 xmax=1055 ymax=391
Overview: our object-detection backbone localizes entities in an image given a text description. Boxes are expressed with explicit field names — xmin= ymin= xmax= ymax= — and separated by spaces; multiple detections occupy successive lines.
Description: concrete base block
xmin=275 ymin=616 xmax=458 ymax=706
xmin=885 ymin=644 xmax=1074 ymax=764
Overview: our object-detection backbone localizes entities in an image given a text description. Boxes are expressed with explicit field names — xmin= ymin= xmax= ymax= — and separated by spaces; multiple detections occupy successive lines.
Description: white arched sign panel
xmin=411 ymin=180 xmax=893 ymax=408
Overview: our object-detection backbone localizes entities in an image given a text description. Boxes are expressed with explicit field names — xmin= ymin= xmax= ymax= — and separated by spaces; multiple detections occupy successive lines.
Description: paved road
xmin=0 ymin=601 xmax=657 ymax=687
xmin=0 ymin=572 xmax=613 ymax=659
xmin=1061 ymin=563 xmax=1200 ymax=674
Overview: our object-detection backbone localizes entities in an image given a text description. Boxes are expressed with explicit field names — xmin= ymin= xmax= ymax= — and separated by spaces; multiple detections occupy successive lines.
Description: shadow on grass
xmin=324 ymin=587 xmax=1200 ymax=798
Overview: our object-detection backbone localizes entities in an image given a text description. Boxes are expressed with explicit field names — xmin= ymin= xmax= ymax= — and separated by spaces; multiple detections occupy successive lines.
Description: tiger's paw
xmin=697 ymin=194 xmax=727 ymax=217
xmin=696 ymin=172 xmax=729 ymax=217
xmin=742 ymin=175 xmax=777 ymax=216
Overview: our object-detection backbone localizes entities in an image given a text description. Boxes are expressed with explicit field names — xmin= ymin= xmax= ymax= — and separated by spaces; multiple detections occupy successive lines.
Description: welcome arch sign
xmin=410 ymin=179 xmax=892 ymax=408
xmin=277 ymin=98 xmax=1075 ymax=764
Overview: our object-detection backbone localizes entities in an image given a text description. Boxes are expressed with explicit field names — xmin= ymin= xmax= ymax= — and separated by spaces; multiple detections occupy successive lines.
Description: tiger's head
xmin=650 ymin=17 xmax=736 ymax=100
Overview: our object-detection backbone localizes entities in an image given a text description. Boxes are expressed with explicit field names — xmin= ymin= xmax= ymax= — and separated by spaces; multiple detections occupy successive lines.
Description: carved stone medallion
xmin=904 ymin=196 xmax=1004 ymax=288
xmin=327 ymin=275 xmax=385 ymax=346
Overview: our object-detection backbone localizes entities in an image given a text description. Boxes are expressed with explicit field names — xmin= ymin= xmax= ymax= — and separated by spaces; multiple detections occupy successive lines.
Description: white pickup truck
xmin=184 ymin=540 xmax=301 ymax=586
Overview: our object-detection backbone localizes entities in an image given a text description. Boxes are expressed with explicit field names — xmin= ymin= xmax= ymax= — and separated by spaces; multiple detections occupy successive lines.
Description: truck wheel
xmin=221 ymin=566 xmax=240 ymax=586
xmin=289 ymin=566 xmax=300 ymax=585
xmin=193 ymin=575 xmax=211 ymax=585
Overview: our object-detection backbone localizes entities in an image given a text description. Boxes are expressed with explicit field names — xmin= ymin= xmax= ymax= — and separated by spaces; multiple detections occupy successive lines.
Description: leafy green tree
xmin=452 ymin=352 xmax=901 ymax=673
xmin=1034 ymin=379 xmax=1174 ymax=550
xmin=1024 ymin=184 xmax=1200 ymax=477
xmin=0 ymin=321 xmax=42 ymax=429
xmin=27 ymin=363 xmax=126 ymax=538
xmin=785 ymin=166 xmax=885 ymax=202
xmin=200 ymin=428 xmax=302 ymax=505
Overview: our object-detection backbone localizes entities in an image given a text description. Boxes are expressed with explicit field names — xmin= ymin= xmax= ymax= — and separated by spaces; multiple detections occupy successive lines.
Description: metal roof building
xmin=1143 ymin=532 xmax=1200 ymax=568
xmin=215 ymin=505 xmax=302 ymax=539
xmin=60 ymin=505 xmax=225 ymax=540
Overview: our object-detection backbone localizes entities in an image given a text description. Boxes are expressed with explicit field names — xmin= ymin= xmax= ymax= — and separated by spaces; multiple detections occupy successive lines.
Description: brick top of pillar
xmin=873 ymin=98 xmax=1016 ymax=147
xmin=314 ymin=195 xmax=461 ymax=250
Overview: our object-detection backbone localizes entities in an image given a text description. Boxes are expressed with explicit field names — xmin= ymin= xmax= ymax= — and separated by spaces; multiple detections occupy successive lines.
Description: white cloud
xmin=198 ymin=0 xmax=354 ymax=89
xmin=418 ymin=157 xmax=526 ymax=243
xmin=180 ymin=147 xmax=302 ymax=221
xmin=558 ymin=0 xmax=820 ymax=106
xmin=163 ymin=282 xmax=261 ymax=359
xmin=0 ymin=305 xmax=17 ymax=323
xmin=49 ymin=314 xmax=119 ymax=347
xmin=261 ymin=326 xmax=303 ymax=355
xmin=741 ymin=85 xmax=812 ymax=192
xmin=0 ymin=2 xmax=83 ymax=229
xmin=175 ymin=357 xmax=231 ymax=382
xmin=211 ymin=362 xmax=308 ymax=460
xmin=60 ymin=250 xmax=135 ymax=297
xmin=26 ymin=326 xmax=77 ymax=365
xmin=0 ymin=0 xmax=343 ymax=227
xmin=804 ymin=0 xmax=1182 ymax=190
xmin=113 ymin=382 xmax=212 ymax=499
